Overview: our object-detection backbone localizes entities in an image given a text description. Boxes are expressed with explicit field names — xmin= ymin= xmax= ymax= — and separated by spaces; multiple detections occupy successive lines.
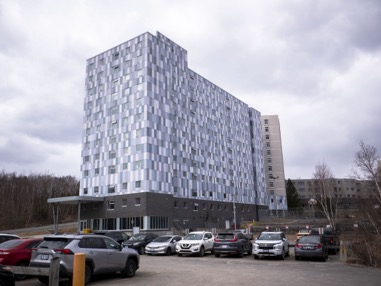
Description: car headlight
xmin=274 ymin=244 xmax=283 ymax=250
xmin=133 ymin=242 xmax=140 ymax=246
xmin=191 ymin=243 xmax=200 ymax=246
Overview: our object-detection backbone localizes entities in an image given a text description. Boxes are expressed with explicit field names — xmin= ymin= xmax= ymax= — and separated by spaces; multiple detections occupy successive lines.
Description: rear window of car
xmin=38 ymin=238 xmax=72 ymax=249
xmin=0 ymin=239 xmax=24 ymax=249
xmin=217 ymin=234 xmax=235 ymax=240
xmin=299 ymin=236 xmax=320 ymax=244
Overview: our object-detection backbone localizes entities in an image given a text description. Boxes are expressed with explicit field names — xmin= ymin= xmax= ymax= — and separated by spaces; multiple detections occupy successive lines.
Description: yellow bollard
xmin=72 ymin=253 xmax=86 ymax=286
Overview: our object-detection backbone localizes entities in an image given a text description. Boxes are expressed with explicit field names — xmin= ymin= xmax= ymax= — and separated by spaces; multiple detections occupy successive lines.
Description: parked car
xmin=29 ymin=234 xmax=140 ymax=284
xmin=294 ymin=235 xmax=328 ymax=261
xmin=213 ymin=231 xmax=252 ymax=258
xmin=176 ymin=231 xmax=214 ymax=257
xmin=145 ymin=235 xmax=182 ymax=256
xmin=0 ymin=238 xmax=42 ymax=280
xmin=296 ymin=229 xmax=310 ymax=241
xmin=94 ymin=231 xmax=130 ymax=244
xmin=252 ymin=231 xmax=289 ymax=260
xmin=0 ymin=234 xmax=20 ymax=244
xmin=0 ymin=265 xmax=15 ymax=286
xmin=123 ymin=233 xmax=158 ymax=255
xmin=309 ymin=227 xmax=340 ymax=254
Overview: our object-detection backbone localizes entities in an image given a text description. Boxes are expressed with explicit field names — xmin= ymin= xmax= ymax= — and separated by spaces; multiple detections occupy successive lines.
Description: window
xmin=264 ymin=119 xmax=269 ymax=124
xmin=174 ymin=201 xmax=178 ymax=208
xmin=83 ymin=188 xmax=88 ymax=195
xmin=135 ymin=197 xmax=141 ymax=206
xmin=109 ymin=151 xmax=116 ymax=159
xmin=192 ymin=190 xmax=197 ymax=197
xmin=184 ymin=202 xmax=188 ymax=209
xmin=107 ymin=200 xmax=115 ymax=210
xmin=94 ymin=186 xmax=99 ymax=193
xmin=265 ymin=127 xmax=269 ymax=132
xmin=135 ymin=181 xmax=141 ymax=188
xmin=109 ymin=165 xmax=116 ymax=174
xmin=122 ymin=182 xmax=127 ymax=190
xmin=193 ymin=203 xmax=199 ymax=211
xmin=134 ymin=160 xmax=143 ymax=170
xmin=108 ymin=185 xmax=115 ymax=193
xmin=95 ymin=168 xmax=100 ymax=175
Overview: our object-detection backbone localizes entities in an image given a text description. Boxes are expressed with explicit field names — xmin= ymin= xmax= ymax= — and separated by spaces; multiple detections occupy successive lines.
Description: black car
xmin=0 ymin=265 xmax=15 ymax=286
xmin=94 ymin=231 xmax=130 ymax=244
xmin=213 ymin=232 xmax=253 ymax=257
xmin=123 ymin=233 xmax=158 ymax=254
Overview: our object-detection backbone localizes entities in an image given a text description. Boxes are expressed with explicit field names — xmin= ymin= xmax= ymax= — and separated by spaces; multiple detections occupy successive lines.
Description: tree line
xmin=0 ymin=172 xmax=79 ymax=230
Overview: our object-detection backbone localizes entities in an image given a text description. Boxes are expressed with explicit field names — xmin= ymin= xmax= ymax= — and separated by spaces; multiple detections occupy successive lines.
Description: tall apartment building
xmin=79 ymin=32 xmax=268 ymax=232
xmin=261 ymin=115 xmax=287 ymax=214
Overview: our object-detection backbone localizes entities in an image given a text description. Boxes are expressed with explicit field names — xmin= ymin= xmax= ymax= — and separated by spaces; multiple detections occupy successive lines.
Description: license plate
xmin=262 ymin=249 xmax=269 ymax=253
xmin=41 ymin=254 xmax=49 ymax=260
xmin=222 ymin=245 xmax=228 ymax=248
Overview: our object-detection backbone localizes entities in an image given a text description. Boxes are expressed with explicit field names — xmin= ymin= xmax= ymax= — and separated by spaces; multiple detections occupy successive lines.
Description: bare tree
xmin=313 ymin=162 xmax=338 ymax=230
xmin=353 ymin=141 xmax=381 ymax=203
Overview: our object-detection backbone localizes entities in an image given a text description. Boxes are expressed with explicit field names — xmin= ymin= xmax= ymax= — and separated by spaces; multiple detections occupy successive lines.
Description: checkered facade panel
xmin=80 ymin=32 xmax=267 ymax=206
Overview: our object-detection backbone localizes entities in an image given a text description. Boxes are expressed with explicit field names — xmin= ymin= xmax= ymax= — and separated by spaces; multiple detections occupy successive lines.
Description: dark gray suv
xmin=29 ymin=234 xmax=139 ymax=284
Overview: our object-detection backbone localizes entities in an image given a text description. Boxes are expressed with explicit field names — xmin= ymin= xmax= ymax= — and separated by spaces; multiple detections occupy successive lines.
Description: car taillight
xmin=214 ymin=238 xmax=220 ymax=242
xmin=228 ymin=235 xmax=238 ymax=242
xmin=0 ymin=251 xmax=10 ymax=255
xmin=54 ymin=249 xmax=74 ymax=255
xmin=315 ymin=244 xmax=322 ymax=249
xmin=295 ymin=243 xmax=301 ymax=249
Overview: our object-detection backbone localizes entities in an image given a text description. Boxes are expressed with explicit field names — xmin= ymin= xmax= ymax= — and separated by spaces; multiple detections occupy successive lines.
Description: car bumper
xmin=214 ymin=247 xmax=241 ymax=254
xmin=253 ymin=249 xmax=283 ymax=257
xmin=176 ymin=247 xmax=202 ymax=254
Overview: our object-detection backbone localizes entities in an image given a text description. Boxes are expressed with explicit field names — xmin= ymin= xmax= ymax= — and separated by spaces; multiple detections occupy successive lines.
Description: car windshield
xmin=184 ymin=233 xmax=203 ymax=240
xmin=299 ymin=236 xmax=320 ymax=244
xmin=0 ymin=239 xmax=24 ymax=249
xmin=153 ymin=236 xmax=172 ymax=243
xmin=257 ymin=233 xmax=281 ymax=240
xmin=129 ymin=235 xmax=146 ymax=241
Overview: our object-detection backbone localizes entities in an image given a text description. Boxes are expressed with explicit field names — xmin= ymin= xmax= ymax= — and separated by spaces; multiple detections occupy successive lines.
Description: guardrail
xmin=10 ymin=257 xmax=60 ymax=286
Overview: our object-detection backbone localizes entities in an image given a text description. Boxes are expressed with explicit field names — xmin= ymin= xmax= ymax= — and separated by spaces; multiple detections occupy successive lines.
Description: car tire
xmin=122 ymin=259 xmax=137 ymax=278
xmin=165 ymin=248 xmax=172 ymax=256
xmin=247 ymin=245 xmax=252 ymax=255
xmin=198 ymin=246 xmax=205 ymax=257
xmin=84 ymin=264 xmax=93 ymax=284
xmin=295 ymin=256 xmax=300 ymax=260
xmin=177 ymin=253 xmax=182 ymax=257
xmin=253 ymin=255 xmax=259 ymax=259
xmin=286 ymin=248 xmax=290 ymax=257
xmin=38 ymin=277 xmax=49 ymax=284
xmin=279 ymin=249 xmax=285 ymax=260
xmin=238 ymin=247 xmax=244 ymax=258
xmin=215 ymin=253 xmax=220 ymax=257
xmin=139 ymin=246 xmax=145 ymax=255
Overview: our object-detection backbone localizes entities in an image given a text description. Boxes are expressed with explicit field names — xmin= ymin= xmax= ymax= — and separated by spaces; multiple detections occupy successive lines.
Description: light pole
xmin=231 ymin=194 xmax=237 ymax=231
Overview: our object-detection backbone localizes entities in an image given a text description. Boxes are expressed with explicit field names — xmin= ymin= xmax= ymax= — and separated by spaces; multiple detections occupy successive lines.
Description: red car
xmin=0 ymin=238 xmax=42 ymax=280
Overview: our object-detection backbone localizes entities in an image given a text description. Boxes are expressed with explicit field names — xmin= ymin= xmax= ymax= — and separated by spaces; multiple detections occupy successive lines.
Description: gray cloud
xmin=0 ymin=0 xmax=380 ymax=180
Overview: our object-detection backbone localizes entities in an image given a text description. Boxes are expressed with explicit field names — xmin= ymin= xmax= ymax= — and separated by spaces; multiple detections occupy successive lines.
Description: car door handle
xmin=89 ymin=251 xmax=94 ymax=254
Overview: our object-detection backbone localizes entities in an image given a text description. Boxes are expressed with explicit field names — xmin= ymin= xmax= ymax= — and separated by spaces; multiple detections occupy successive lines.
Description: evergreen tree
xmin=286 ymin=179 xmax=302 ymax=208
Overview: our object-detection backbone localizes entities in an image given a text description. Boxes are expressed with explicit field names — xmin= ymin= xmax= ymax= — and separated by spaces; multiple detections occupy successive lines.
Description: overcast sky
xmin=1 ymin=0 xmax=380 ymax=180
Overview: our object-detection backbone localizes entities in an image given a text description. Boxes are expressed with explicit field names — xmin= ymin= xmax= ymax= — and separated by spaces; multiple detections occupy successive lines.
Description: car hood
xmin=146 ymin=242 xmax=169 ymax=247
xmin=178 ymin=239 xmax=202 ymax=244
xmin=254 ymin=239 xmax=282 ymax=245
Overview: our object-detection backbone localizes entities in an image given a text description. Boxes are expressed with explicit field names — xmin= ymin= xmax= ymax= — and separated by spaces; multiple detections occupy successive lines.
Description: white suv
xmin=252 ymin=231 xmax=289 ymax=260
xmin=176 ymin=231 xmax=214 ymax=257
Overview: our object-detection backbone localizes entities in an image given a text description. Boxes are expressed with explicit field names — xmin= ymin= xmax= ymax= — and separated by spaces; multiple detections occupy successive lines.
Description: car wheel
xmin=177 ymin=253 xmax=182 ymax=257
xmin=165 ymin=248 xmax=172 ymax=256
xmin=253 ymin=255 xmax=259 ymax=259
xmin=15 ymin=261 xmax=28 ymax=280
xmin=84 ymin=264 xmax=92 ymax=284
xmin=198 ymin=246 xmax=205 ymax=257
xmin=238 ymin=247 xmax=244 ymax=258
xmin=139 ymin=246 xmax=145 ymax=255
xmin=286 ymin=248 xmax=290 ymax=257
xmin=247 ymin=245 xmax=253 ymax=255
xmin=38 ymin=277 xmax=49 ymax=284
xmin=279 ymin=249 xmax=285 ymax=260
xmin=215 ymin=253 xmax=220 ymax=257
xmin=321 ymin=256 xmax=327 ymax=262
xmin=295 ymin=256 xmax=300 ymax=260
xmin=122 ymin=259 xmax=137 ymax=278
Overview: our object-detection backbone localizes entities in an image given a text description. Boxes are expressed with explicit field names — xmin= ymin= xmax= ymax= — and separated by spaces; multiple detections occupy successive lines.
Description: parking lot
xmin=17 ymin=248 xmax=381 ymax=286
